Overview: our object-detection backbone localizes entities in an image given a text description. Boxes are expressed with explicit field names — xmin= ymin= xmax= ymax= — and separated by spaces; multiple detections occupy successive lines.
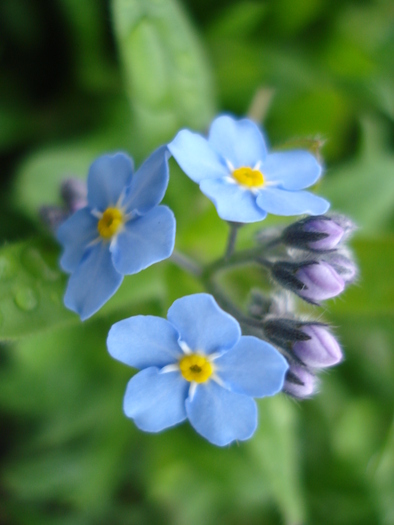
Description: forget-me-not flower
xmin=57 ymin=147 xmax=175 ymax=320
xmin=107 ymin=293 xmax=288 ymax=446
xmin=168 ymin=115 xmax=329 ymax=223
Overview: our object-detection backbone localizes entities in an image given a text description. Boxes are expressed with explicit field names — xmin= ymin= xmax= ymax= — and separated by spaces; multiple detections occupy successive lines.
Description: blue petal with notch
xmin=200 ymin=178 xmax=267 ymax=223
xmin=216 ymin=336 xmax=289 ymax=397
xmin=208 ymin=116 xmax=268 ymax=169
xmin=64 ymin=241 xmax=122 ymax=320
xmin=262 ymin=150 xmax=322 ymax=190
xmin=87 ymin=153 xmax=134 ymax=211
xmin=167 ymin=294 xmax=241 ymax=355
xmin=168 ymin=130 xmax=228 ymax=183
xmin=124 ymin=146 xmax=170 ymax=215
xmin=111 ymin=205 xmax=175 ymax=275
xmin=107 ymin=316 xmax=182 ymax=369
xmin=186 ymin=381 xmax=257 ymax=446
xmin=123 ymin=367 xmax=188 ymax=432
xmin=57 ymin=207 xmax=98 ymax=273
xmin=257 ymin=187 xmax=330 ymax=216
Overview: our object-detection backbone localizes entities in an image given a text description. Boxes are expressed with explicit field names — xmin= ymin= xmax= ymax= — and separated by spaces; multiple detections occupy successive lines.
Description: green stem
xmin=170 ymin=250 xmax=202 ymax=277
xmin=170 ymin=244 xmax=273 ymax=336
xmin=203 ymin=247 xmax=271 ymax=281
xmin=224 ymin=222 xmax=242 ymax=260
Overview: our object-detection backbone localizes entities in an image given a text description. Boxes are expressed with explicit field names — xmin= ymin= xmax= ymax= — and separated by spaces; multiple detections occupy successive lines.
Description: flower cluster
xmin=268 ymin=214 xmax=357 ymax=305
xmin=253 ymin=214 xmax=357 ymax=398
xmin=51 ymin=114 xmax=358 ymax=444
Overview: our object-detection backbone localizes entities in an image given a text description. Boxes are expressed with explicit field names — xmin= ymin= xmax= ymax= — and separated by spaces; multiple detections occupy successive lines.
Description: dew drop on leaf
xmin=21 ymin=247 xmax=59 ymax=281
xmin=14 ymin=288 xmax=39 ymax=311
xmin=0 ymin=256 xmax=16 ymax=280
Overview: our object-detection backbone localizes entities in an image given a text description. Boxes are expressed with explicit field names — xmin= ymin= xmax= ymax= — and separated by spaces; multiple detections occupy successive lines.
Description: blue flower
xmin=168 ymin=115 xmax=329 ymax=223
xmin=57 ymin=146 xmax=175 ymax=320
xmin=107 ymin=293 xmax=288 ymax=446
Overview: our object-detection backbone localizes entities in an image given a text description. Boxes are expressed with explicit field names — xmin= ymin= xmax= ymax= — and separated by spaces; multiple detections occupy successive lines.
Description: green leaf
xmin=245 ymin=395 xmax=306 ymax=524
xmin=56 ymin=0 xmax=118 ymax=92
xmin=0 ymin=320 xmax=133 ymax=514
xmin=329 ymin=237 xmax=394 ymax=317
xmin=321 ymin=117 xmax=394 ymax=233
xmin=331 ymin=398 xmax=386 ymax=474
xmin=207 ymin=2 xmax=267 ymax=38
xmin=111 ymin=0 xmax=215 ymax=159
xmin=371 ymin=418 xmax=394 ymax=525
xmin=145 ymin=421 xmax=282 ymax=525
xmin=0 ymin=238 xmax=166 ymax=341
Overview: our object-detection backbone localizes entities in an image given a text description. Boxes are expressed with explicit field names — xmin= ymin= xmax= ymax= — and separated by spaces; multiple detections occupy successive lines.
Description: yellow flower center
xmin=179 ymin=354 xmax=213 ymax=383
xmin=232 ymin=166 xmax=264 ymax=188
xmin=97 ymin=207 xmax=124 ymax=239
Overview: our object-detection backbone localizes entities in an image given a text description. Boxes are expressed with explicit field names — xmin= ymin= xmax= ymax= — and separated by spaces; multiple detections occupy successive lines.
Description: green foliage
xmin=1 ymin=0 xmax=394 ymax=524
xmin=372 ymin=419 xmax=394 ymax=525
xmin=322 ymin=117 xmax=394 ymax=234
xmin=247 ymin=396 xmax=305 ymax=524
xmin=112 ymin=0 xmax=215 ymax=159
xmin=0 ymin=239 xmax=166 ymax=340
xmin=332 ymin=237 xmax=394 ymax=317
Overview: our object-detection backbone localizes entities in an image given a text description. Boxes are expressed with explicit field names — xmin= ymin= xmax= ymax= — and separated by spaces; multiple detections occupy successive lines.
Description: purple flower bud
xmin=295 ymin=261 xmax=345 ymax=303
xmin=330 ymin=214 xmax=356 ymax=235
xmin=324 ymin=251 xmax=357 ymax=283
xmin=248 ymin=290 xmax=273 ymax=319
xmin=281 ymin=214 xmax=355 ymax=252
xmin=61 ymin=179 xmax=87 ymax=213
xmin=283 ymin=364 xmax=317 ymax=399
xmin=271 ymin=260 xmax=346 ymax=303
xmin=292 ymin=324 xmax=342 ymax=368
xmin=263 ymin=318 xmax=310 ymax=349
xmin=303 ymin=218 xmax=344 ymax=250
xmin=39 ymin=206 xmax=69 ymax=231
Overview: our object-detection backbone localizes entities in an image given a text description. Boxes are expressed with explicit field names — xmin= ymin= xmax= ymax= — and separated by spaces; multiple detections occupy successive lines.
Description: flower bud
xmin=324 ymin=251 xmax=357 ymax=283
xmin=295 ymin=261 xmax=345 ymax=302
xmin=263 ymin=318 xmax=342 ymax=368
xmin=292 ymin=324 xmax=342 ymax=368
xmin=39 ymin=206 xmax=68 ymax=231
xmin=283 ymin=364 xmax=317 ymax=399
xmin=61 ymin=179 xmax=87 ymax=213
xmin=281 ymin=214 xmax=355 ymax=252
xmin=263 ymin=318 xmax=310 ymax=350
xmin=271 ymin=261 xmax=345 ymax=303
xmin=248 ymin=290 xmax=273 ymax=319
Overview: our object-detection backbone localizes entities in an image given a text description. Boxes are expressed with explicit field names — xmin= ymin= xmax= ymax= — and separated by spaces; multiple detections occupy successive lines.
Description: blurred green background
xmin=0 ymin=0 xmax=393 ymax=524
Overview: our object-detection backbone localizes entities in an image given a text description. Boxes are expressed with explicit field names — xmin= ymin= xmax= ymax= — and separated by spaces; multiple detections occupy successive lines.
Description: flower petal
xmin=262 ymin=150 xmax=322 ymax=190
xmin=124 ymin=145 xmax=170 ymax=215
xmin=208 ymin=115 xmax=267 ymax=168
xmin=215 ymin=336 xmax=288 ymax=397
xmin=107 ymin=316 xmax=183 ymax=369
xmin=168 ymin=129 xmax=228 ymax=183
xmin=200 ymin=178 xmax=267 ymax=223
xmin=57 ymin=208 xmax=98 ymax=273
xmin=167 ymin=294 xmax=241 ymax=355
xmin=256 ymin=187 xmax=330 ymax=216
xmin=123 ymin=367 xmax=188 ymax=432
xmin=87 ymin=153 xmax=134 ymax=211
xmin=111 ymin=205 xmax=175 ymax=275
xmin=64 ymin=242 xmax=122 ymax=320
xmin=186 ymin=381 xmax=257 ymax=446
